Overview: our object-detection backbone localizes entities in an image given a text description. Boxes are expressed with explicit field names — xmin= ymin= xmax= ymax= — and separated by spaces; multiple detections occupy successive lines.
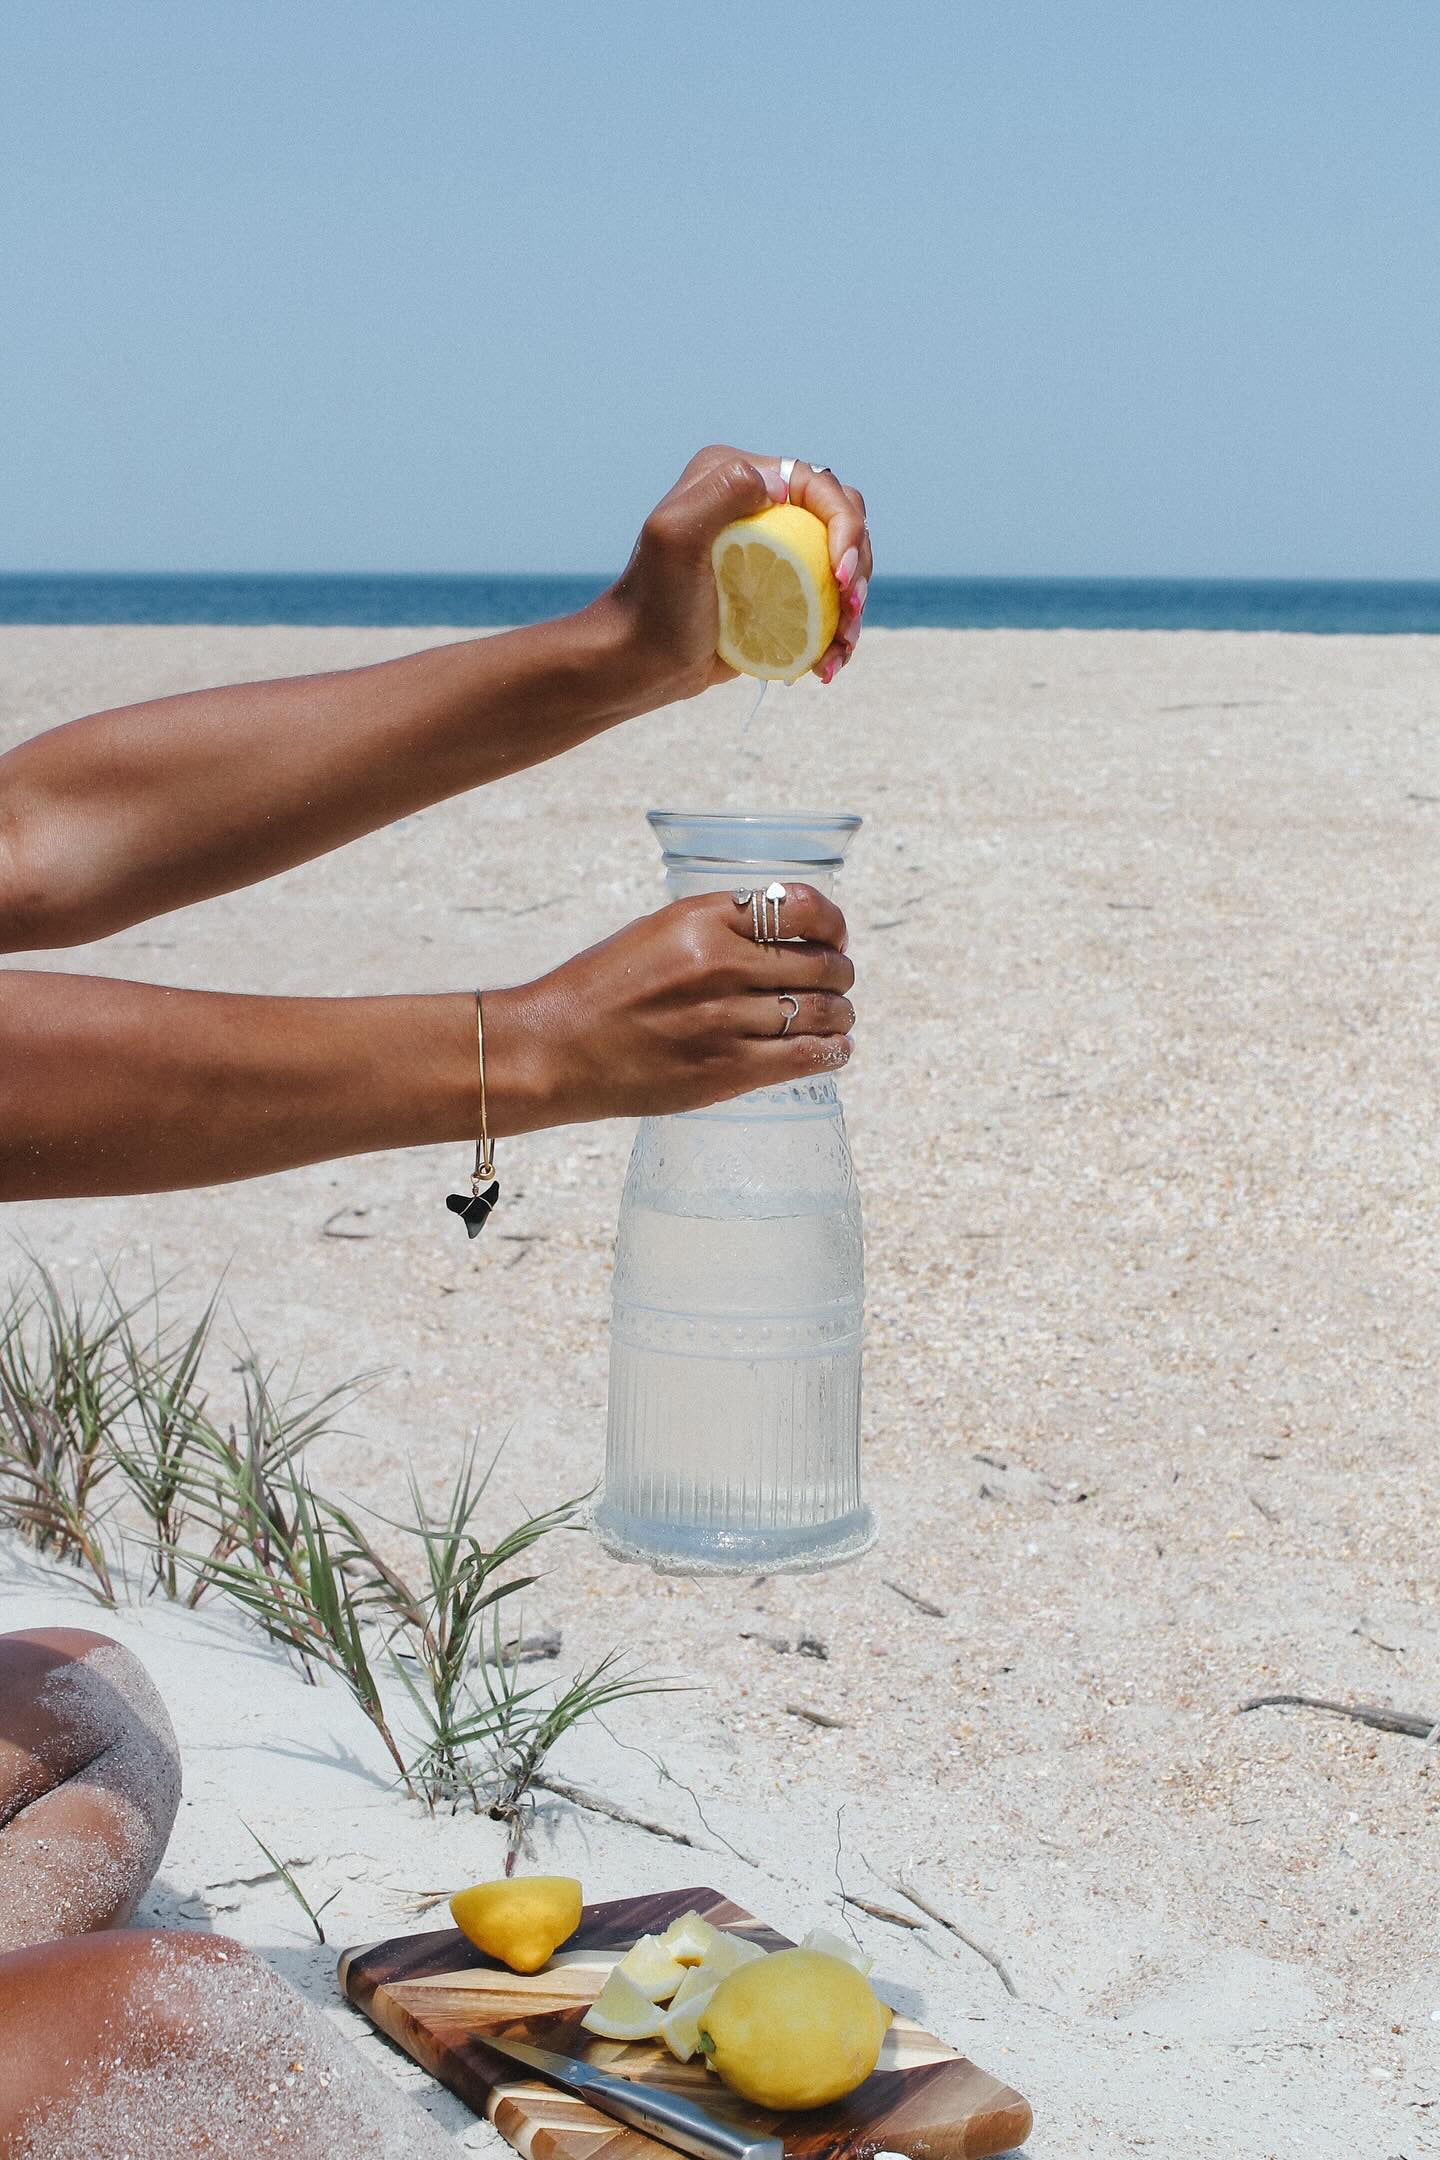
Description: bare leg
xmin=0 ymin=1627 xmax=182 ymax=1952
xmin=0 ymin=1929 xmax=453 ymax=2158
xmin=0 ymin=1632 xmax=451 ymax=2155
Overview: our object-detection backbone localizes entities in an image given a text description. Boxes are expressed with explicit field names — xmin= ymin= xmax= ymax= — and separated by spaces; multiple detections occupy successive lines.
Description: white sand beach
xmin=2 ymin=624 xmax=1438 ymax=2157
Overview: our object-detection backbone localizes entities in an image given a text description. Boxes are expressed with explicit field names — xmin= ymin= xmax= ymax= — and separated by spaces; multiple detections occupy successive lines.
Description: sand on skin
xmin=1 ymin=623 xmax=1437 ymax=2156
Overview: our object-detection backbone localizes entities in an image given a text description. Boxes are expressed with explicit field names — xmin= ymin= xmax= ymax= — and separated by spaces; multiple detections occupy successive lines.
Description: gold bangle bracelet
xmin=444 ymin=989 xmax=500 ymax=1239
xmin=474 ymin=989 xmax=494 ymax=1182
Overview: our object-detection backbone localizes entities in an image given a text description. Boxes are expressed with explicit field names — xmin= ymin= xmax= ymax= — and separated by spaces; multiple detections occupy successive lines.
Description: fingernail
xmin=764 ymin=467 xmax=787 ymax=503
xmin=850 ymin=574 xmax=868 ymax=611
xmin=835 ymin=547 xmax=859 ymax=590
xmin=820 ymin=659 xmax=837 ymax=685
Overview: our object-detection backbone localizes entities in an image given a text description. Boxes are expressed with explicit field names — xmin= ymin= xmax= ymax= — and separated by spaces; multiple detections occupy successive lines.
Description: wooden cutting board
xmin=341 ymin=1885 xmax=1032 ymax=2160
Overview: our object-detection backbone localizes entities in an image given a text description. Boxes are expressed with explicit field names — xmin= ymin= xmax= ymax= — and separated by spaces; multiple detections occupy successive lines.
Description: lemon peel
xmin=698 ymin=1947 xmax=891 ymax=2109
xmin=448 ymin=1875 xmax=582 ymax=1976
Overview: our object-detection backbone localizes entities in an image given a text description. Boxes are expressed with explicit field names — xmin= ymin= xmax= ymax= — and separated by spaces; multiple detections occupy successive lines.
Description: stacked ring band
xmin=733 ymin=884 xmax=788 ymax=943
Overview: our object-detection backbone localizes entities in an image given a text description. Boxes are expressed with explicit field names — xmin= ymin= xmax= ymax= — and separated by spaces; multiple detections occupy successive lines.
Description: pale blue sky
xmin=3 ymin=3 xmax=1437 ymax=578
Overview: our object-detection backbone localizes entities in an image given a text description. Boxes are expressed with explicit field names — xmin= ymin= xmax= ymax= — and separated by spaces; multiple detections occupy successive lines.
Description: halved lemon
xmin=712 ymin=504 xmax=840 ymax=682
xmin=580 ymin=1967 xmax=665 ymax=2041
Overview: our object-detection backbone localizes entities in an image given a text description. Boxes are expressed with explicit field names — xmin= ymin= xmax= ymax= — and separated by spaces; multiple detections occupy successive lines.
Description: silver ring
xmin=777 ymin=993 xmax=800 ymax=1038
xmin=778 ymin=456 xmax=799 ymax=501
xmin=732 ymin=888 xmax=753 ymax=907
xmin=763 ymin=881 xmax=786 ymax=941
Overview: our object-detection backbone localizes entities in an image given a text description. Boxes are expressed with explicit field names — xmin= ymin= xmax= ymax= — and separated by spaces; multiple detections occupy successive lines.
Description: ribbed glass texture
xmin=593 ymin=813 xmax=874 ymax=1575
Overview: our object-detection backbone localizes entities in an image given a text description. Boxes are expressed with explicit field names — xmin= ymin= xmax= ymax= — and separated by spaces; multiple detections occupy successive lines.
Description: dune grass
xmin=0 ymin=1257 xmax=668 ymax=1826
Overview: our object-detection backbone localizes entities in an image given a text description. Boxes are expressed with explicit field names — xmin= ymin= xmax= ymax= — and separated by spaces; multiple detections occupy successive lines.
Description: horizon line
xmin=5 ymin=568 xmax=1440 ymax=590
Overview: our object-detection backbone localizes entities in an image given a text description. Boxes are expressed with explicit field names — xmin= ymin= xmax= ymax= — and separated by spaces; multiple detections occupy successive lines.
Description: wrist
xmin=477 ymin=983 xmax=562 ymax=1137
xmin=574 ymin=588 xmax=691 ymax=718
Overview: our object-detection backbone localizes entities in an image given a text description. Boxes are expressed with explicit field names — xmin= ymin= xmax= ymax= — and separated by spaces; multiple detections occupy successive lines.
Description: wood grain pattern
xmin=341 ymin=1886 xmax=1032 ymax=2160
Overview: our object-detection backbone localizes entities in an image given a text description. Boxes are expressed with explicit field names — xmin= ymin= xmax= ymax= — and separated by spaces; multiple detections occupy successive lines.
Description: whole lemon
xmin=698 ymin=1948 xmax=891 ymax=2109
xmin=448 ymin=1875 xmax=582 ymax=1975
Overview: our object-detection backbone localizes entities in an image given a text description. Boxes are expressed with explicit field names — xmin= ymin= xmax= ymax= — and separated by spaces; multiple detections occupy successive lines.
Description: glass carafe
xmin=593 ymin=810 xmax=873 ymax=1575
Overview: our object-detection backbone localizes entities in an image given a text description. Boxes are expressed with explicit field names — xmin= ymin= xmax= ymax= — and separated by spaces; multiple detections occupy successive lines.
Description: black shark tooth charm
xmin=446 ymin=1180 xmax=500 ymax=1238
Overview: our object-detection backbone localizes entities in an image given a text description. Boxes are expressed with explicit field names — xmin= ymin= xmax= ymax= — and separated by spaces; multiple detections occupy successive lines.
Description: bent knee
xmin=0 ymin=1634 xmax=181 ymax=1948
xmin=0 ymin=1629 xmax=180 ymax=1808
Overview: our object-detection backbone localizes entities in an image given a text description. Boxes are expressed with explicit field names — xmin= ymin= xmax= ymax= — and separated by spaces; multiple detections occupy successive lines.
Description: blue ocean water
xmin=1 ymin=571 xmax=1439 ymax=634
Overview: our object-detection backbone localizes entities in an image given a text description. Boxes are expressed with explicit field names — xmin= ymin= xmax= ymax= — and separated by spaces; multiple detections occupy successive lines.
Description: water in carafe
xmin=594 ymin=810 xmax=873 ymax=1574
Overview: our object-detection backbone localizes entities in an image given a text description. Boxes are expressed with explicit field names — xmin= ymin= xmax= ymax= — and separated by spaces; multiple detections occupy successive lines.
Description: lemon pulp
xmin=712 ymin=504 xmax=840 ymax=683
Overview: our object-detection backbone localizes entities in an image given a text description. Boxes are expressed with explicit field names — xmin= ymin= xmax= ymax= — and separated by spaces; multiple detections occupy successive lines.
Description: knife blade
xmin=476 ymin=2030 xmax=784 ymax=2160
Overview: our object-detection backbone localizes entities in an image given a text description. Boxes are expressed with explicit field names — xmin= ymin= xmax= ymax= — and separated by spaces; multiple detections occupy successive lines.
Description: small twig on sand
xmin=740 ymin=1631 xmax=829 ymax=1660
xmin=885 ymin=1580 xmax=947 ymax=1619
xmin=1239 ymin=1694 xmax=1440 ymax=1741
xmin=786 ymin=1702 xmax=848 ymax=1729
xmin=883 ymin=1869 xmax=1020 ymax=1999
xmin=1351 ymin=1625 xmax=1404 ymax=1656
xmin=497 ymin=1626 xmax=562 ymax=1666
xmin=532 ymin=1772 xmax=704 ymax=1849
xmin=842 ymin=1892 xmax=925 ymax=1931
xmin=320 ymin=1208 xmax=373 ymax=1241
xmin=832 ymin=1803 xmax=865 ymax=1953
xmin=592 ymin=1719 xmax=757 ymax=1867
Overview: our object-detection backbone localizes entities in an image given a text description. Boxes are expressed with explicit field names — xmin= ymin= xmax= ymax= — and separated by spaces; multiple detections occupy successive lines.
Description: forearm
xmin=0 ymin=598 xmax=658 ymax=953
xmin=0 ymin=971 xmax=545 ymax=1199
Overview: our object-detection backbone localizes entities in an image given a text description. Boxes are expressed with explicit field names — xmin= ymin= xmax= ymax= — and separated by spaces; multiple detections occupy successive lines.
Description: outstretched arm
xmin=0 ymin=890 xmax=855 ymax=1199
xmin=0 ymin=450 xmax=870 ymax=953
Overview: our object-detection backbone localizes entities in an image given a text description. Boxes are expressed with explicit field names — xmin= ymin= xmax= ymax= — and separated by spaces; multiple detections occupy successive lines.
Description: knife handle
xmin=578 ymin=2062 xmax=784 ymax=2160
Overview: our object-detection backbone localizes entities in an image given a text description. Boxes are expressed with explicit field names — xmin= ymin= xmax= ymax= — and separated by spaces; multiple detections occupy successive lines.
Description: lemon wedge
xmin=696 ymin=1930 xmax=766 ymax=1982
xmin=669 ymin=1964 xmax=720 ymax=2013
xmin=660 ymin=1978 xmax=719 ymax=2063
xmin=659 ymin=1911 xmax=721 ymax=1966
xmin=712 ymin=504 xmax=840 ymax=682
xmin=800 ymin=1925 xmax=875 ymax=1977
xmin=581 ymin=1967 xmax=665 ymax=2041
xmin=617 ymin=1932 xmax=689 ymax=2002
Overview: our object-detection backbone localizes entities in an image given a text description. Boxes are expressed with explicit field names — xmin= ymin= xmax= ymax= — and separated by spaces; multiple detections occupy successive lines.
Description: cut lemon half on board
xmin=712 ymin=504 xmax=840 ymax=682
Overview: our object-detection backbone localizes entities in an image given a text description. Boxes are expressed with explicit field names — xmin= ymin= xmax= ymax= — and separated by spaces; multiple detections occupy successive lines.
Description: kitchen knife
xmin=476 ymin=2031 xmax=784 ymax=2160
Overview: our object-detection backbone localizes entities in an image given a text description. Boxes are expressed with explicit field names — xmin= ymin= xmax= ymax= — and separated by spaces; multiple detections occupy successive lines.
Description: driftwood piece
xmin=841 ymin=1891 xmax=926 ymax=1931
xmin=1239 ymin=1693 xmax=1440 ymax=1741
xmin=885 ymin=1579 xmax=947 ymax=1618
xmin=532 ymin=1773 xmax=704 ymax=1849
xmin=883 ymin=1871 xmax=1021 ymax=1999
xmin=785 ymin=1702 xmax=848 ymax=1730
